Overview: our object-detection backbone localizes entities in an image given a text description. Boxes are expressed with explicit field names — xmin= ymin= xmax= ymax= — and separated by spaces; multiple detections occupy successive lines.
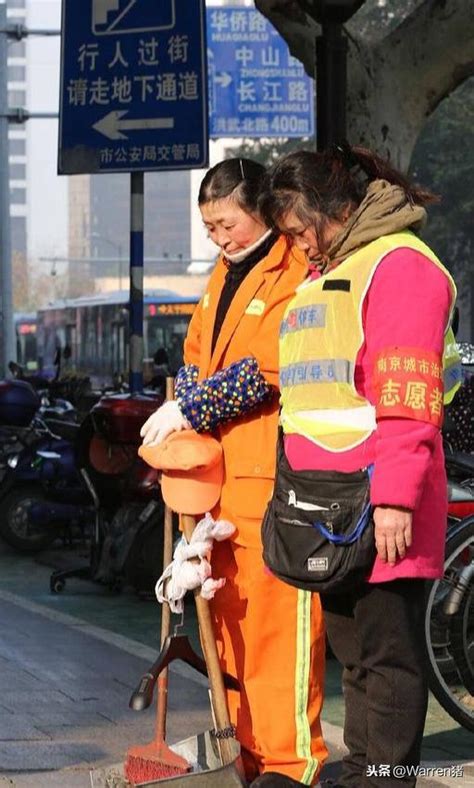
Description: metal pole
xmin=315 ymin=21 xmax=348 ymax=151
xmin=129 ymin=172 xmax=144 ymax=393
xmin=0 ymin=110 xmax=58 ymax=120
xmin=0 ymin=27 xmax=60 ymax=38
xmin=0 ymin=2 xmax=15 ymax=374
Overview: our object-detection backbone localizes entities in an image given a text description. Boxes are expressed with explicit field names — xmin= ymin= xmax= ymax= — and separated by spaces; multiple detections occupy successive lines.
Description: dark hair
xmin=198 ymin=157 xmax=266 ymax=214
xmin=259 ymin=145 xmax=438 ymax=246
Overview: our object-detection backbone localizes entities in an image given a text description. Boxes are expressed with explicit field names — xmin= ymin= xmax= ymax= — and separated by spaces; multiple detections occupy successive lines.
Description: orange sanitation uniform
xmin=184 ymin=235 xmax=327 ymax=783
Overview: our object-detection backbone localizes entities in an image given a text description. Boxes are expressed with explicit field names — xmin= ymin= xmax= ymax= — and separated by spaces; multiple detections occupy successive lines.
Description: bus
xmin=36 ymin=290 xmax=199 ymax=386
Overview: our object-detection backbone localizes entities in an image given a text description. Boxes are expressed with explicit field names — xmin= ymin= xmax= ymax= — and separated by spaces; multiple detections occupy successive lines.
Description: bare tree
xmin=255 ymin=0 xmax=474 ymax=169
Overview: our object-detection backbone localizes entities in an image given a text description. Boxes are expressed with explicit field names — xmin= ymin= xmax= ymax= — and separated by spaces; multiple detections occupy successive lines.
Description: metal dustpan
xmin=90 ymin=729 xmax=245 ymax=787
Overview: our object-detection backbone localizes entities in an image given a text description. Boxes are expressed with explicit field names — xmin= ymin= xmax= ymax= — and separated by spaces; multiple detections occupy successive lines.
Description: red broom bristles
xmin=124 ymin=739 xmax=191 ymax=784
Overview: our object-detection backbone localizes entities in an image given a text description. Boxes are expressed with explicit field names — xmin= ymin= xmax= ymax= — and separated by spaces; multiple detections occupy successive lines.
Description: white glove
xmin=140 ymin=400 xmax=191 ymax=446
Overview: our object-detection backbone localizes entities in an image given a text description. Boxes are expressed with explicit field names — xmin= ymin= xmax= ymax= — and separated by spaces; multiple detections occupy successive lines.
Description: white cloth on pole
xmin=155 ymin=512 xmax=235 ymax=614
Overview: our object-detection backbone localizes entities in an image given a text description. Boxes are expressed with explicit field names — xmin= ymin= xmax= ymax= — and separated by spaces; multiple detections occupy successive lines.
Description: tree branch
xmin=380 ymin=0 xmax=474 ymax=115
xmin=256 ymin=0 xmax=474 ymax=168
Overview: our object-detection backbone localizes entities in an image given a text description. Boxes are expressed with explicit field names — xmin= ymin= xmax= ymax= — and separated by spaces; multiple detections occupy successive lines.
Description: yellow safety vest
xmin=279 ymin=231 xmax=461 ymax=452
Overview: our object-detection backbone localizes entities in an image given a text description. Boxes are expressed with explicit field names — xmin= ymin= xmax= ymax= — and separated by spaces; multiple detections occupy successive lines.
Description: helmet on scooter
xmin=0 ymin=380 xmax=40 ymax=426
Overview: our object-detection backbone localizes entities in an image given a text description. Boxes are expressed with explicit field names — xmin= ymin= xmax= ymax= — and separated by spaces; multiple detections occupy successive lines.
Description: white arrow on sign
xmin=215 ymin=72 xmax=232 ymax=89
xmin=93 ymin=110 xmax=175 ymax=140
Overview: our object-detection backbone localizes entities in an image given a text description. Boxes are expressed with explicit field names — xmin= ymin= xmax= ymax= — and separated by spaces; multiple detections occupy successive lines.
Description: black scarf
xmin=211 ymin=231 xmax=279 ymax=354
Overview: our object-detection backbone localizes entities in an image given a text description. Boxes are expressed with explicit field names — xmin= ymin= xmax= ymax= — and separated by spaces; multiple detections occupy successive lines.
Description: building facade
xmin=7 ymin=0 xmax=27 ymax=258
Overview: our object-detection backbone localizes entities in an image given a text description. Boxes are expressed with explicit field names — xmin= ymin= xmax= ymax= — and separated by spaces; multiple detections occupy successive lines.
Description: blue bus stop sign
xmin=59 ymin=0 xmax=208 ymax=174
xmin=207 ymin=7 xmax=314 ymax=138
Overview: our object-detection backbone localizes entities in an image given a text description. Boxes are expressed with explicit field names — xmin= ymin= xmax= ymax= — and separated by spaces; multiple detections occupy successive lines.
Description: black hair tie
xmin=332 ymin=141 xmax=359 ymax=171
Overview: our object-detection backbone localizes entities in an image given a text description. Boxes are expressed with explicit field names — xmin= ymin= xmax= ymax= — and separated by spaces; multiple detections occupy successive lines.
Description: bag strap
xmin=312 ymin=465 xmax=374 ymax=545
xmin=313 ymin=500 xmax=371 ymax=545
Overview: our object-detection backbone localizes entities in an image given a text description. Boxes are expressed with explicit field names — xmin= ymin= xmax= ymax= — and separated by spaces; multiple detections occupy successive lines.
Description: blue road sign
xmin=207 ymin=7 xmax=314 ymax=139
xmin=59 ymin=0 xmax=208 ymax=174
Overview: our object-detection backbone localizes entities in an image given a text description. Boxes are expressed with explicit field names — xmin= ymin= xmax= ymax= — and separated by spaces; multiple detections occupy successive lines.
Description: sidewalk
xmin=0 ymin=542 xmax=472 ymax=787
xmin=0 ymin=593 xmax=212 ymax=786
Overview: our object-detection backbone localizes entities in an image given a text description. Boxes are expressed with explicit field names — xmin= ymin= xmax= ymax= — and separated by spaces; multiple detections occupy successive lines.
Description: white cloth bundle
xmin=155 ymin=512 xmax=236 ymax=614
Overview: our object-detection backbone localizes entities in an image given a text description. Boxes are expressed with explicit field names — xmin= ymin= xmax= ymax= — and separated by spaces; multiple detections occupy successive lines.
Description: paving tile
xmin=0 ymin=595 xmax=210 ymax=778
xmin=28 ymin=710 xmax=113 ymax=730
xmin=0 ymin=716 xmax=50 ymax=742
xmin=0 ymin=690 xmax=77 ymax=716
xmin=3 ymin=771 xmax=90 ymax=788
xmin=0 ymin=741 xmax=103 ymax=771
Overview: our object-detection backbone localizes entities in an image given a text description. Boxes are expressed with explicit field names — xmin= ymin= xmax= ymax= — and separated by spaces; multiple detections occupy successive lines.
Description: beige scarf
xmin=318 ymin=179 xmax=427 ymax=273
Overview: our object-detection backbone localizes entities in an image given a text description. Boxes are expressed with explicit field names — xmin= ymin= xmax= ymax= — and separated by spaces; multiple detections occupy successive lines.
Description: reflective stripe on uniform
xmin=280 ymin=359 xmax=354 ymax=387
xmin=281 ymin=410 xmax=372 ymax=452
xmin=292 ymin=405 xmax=377 ymax=434
xmin=295 ymin=590 xmax=320 ymax=785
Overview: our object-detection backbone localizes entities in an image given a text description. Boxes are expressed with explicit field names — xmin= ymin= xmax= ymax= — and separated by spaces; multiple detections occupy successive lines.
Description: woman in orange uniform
xmin=141 ymin=158 xmax=327 ymax=786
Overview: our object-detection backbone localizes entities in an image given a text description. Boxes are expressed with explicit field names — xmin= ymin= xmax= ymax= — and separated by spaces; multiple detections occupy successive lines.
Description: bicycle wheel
xmin=425 ymin=516 xmax=474 ymax=731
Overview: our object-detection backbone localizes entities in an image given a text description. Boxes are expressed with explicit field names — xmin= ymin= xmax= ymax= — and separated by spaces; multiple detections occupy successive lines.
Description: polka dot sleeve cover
xmin=175 ymin=358 xmax=271 ymax=433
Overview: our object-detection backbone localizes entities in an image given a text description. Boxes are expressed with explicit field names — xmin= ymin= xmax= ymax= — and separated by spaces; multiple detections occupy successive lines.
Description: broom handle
xmin=181 ymin=513 xmax=235 ymax=766
xmin=155 ymin=377 xmax=175 ymax=741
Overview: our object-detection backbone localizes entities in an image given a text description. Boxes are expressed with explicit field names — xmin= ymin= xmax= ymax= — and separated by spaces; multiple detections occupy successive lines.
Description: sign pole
xmin=59 ymin=1 xmax=208 ymax=393
xmin=315 ymin=20 xmax=347 ymax=150
xmin=129 ymin=172 xmax=144 ymax=394
xmin=310 ymin=2 xmax=365 ymax=151
xmin=0 ymin=1 xmax=15 ymax=375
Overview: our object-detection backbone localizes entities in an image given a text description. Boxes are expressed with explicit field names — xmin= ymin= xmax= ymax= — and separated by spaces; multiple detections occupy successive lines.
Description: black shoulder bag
xmin=262 ymin=437 xmax=376 ymax=593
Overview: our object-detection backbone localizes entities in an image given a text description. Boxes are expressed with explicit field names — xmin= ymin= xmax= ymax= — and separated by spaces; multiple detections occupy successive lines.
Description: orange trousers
xmin=210 ymin=539 xmax=327 ymax=784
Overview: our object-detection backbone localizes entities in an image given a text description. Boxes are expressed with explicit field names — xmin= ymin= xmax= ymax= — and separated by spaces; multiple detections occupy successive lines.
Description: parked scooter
xmin=9 ymin=353 xmax=95 ymax=422
xmin=0 ymin=381 xmax=41 ymax=473
xmin=0 ymin=379 xmax=81 ymax=550
xmin=0 ymin=415 xmax=84 ymax=552
xmin=0 ymin=383 xmax=165 ymax=565
xmin=49 ymin=391 xmax=168 ymax=594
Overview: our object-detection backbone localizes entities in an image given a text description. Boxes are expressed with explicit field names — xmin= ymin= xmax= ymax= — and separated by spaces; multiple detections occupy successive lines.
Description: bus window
xmin=146 ymin=315 xmax=190 ymax=374
xmin=23 ymin=334 xmax=38 ymax=370
xmin=65 ymin=324 xmax=77 ymax=371
xmin=15 ymin=315 xmax=38 ymax=370
xmin=34 ymin=293 xmax=198 ymax=387
xmin=112 ymin=321 xmax=126 ymax=379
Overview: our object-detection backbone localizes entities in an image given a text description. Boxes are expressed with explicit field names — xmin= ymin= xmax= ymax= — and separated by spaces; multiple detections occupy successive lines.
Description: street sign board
xmin=59 ymin=0 xmax=208 ymax=174
xmin=207 ymin=7 xmax=314 ymax=138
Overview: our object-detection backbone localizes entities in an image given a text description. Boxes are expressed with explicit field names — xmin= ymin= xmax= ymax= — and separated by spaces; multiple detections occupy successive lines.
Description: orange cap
xmin=138 ymin=430 xmax=223 ymax=515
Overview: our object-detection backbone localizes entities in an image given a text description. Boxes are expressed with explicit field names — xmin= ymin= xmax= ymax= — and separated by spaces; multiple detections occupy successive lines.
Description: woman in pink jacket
xmin=259 ymin=146 xmax=459 ymax=788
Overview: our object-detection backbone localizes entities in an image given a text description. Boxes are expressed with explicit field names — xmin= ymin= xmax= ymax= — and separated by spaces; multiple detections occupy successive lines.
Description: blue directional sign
xmin=207 ymin=7 xmax=314 ymax=139
xmin=59 ymin=0 xmax=208 ymax=174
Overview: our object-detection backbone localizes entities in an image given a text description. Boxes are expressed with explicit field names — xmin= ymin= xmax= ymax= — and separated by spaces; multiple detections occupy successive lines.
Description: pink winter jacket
xmin=285 ymin=248 xmax=453 ymax=582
